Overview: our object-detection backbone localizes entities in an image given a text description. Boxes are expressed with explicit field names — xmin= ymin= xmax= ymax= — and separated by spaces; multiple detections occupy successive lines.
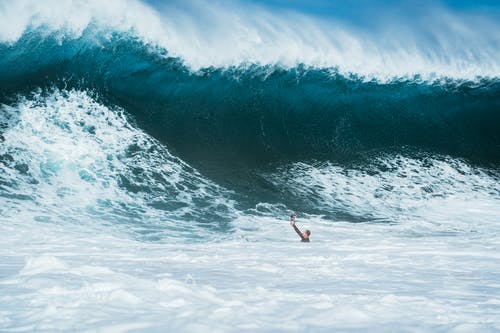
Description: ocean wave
xmin=0 ymin=0 xmax=499 ymax=230
xmin=1 ymin=30 xmax=499 ymax=166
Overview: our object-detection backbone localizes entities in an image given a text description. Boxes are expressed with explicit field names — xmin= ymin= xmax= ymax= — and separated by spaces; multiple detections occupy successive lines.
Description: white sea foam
xmin=0 ymin=0 xmax=499 ymax=81
xmin=0 ymin=89 xmax=235 ymax=238
xmin=1 ymin=214 xmax=499 ymax=332
xmin=264 ymin=157 xmax=500 ymax=235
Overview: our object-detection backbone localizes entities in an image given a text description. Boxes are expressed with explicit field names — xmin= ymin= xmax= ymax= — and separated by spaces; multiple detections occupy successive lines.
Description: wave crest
xmin=0 ymin=0 xmax=499 ymax=81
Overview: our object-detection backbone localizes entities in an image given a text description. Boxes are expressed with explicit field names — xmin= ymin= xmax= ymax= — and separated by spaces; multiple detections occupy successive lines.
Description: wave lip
xmin=1 ymin=0 xmax=499 ymax=81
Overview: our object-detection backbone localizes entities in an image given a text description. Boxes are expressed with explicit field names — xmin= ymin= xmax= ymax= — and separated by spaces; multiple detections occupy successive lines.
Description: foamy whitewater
xmin=1 ymin=0 xmax=500 ymax=332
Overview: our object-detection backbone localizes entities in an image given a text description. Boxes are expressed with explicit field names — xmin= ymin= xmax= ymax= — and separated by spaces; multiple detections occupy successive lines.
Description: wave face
xmin=2 ymin=0 xmax=500 ymax=168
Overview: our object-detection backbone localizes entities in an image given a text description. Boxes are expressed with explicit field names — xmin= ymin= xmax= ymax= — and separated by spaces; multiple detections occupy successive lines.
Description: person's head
xmin=290 ymin=213 xmax=296 ymax=220
xmin=304 ymin=229 xmax=311 ymax=238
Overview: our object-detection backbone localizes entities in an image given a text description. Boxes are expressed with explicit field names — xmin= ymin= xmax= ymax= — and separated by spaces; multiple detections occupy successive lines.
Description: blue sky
xmin=143 ymin=0 xmax=499 ymax=29
xmin=144 ymin=0 xmax=500 ymax=15
xmin=142 ymin=0 xmax=499 ymax=35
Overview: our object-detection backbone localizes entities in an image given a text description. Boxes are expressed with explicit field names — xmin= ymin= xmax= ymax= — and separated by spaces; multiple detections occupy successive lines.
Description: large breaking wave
xmin=1 ymin=0 xmax=499 ymax=233
xmin=2 ymin=29 xmax=499 ymax=165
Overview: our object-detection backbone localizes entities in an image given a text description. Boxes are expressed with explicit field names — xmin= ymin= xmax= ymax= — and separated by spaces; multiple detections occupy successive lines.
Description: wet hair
xmin=305 ymin=230 xmax=311 ymax=236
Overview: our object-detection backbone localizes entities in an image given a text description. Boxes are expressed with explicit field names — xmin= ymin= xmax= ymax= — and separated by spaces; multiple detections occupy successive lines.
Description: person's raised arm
xmin=290 ymin=214 xmax=305 ymax=240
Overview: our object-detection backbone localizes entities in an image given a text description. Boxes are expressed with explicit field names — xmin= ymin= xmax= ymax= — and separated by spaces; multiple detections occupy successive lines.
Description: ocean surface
xmin=1 ymin=0 xmax=500 ymax=332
